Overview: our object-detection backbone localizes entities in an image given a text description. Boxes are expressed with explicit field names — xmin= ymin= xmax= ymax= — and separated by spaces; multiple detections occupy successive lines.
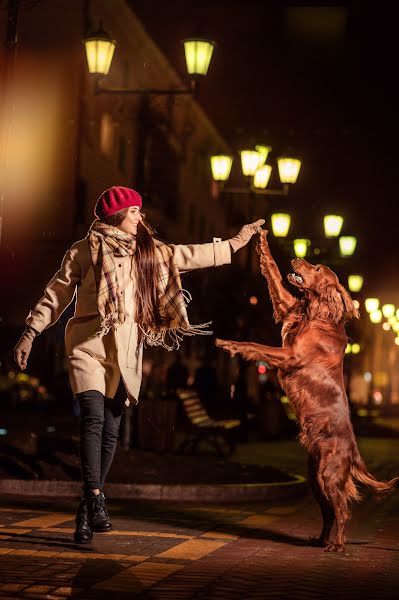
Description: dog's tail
xmin=352 ymin=455 xmax=398 ymax=499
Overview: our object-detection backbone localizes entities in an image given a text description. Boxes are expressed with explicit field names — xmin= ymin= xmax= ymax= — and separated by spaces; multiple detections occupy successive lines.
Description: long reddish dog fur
xmin=216 ymin=230 xmax=398 ymax=552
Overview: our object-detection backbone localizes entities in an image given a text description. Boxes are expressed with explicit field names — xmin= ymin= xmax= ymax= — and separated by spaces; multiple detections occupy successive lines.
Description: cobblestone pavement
xmin=0 ymin=437 xmax=398 ymax=599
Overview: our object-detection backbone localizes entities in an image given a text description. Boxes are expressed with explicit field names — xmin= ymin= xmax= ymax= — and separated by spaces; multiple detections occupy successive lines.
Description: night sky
xmin=129 ymin=0 xmax=398 ymax=298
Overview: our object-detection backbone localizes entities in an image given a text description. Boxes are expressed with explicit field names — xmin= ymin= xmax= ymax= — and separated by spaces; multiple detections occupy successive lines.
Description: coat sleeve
xmin=168 ymin=237 xmax=232 ymax=272
xmin=25 ymin=243 xmax=82 ymax=334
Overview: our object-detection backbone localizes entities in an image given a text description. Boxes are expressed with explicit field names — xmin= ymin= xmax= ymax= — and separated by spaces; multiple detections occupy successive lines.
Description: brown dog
xmin=216 ymin=230 xmax=398 ymax=552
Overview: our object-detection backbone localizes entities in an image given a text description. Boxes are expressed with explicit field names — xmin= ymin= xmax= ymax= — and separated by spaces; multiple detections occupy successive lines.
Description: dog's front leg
xmin=216 ymin=339 xmax=298 ymax=370
xmin=258 ymin=231 xmax=297 ymax=322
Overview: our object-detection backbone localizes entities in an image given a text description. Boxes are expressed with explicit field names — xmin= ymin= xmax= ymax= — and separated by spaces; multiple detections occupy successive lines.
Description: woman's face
xmin=117 ymin=206 xmax=143 ymax=235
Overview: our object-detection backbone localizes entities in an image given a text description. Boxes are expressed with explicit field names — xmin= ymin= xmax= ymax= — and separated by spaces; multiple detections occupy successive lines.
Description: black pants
xmin=76 ymin=389 xmax=125 ymax=492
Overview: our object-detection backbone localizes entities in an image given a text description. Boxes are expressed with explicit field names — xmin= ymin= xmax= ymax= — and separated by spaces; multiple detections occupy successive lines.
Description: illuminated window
xmin=100 ymin=112 xmax=115 ymax=157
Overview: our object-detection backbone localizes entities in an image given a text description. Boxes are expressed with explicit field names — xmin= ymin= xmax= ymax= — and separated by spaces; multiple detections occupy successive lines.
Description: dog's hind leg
xmin=307 ymin=455 xmax=335 ymax=547
xmin=319 ymin=456 xmax=351 ymax=553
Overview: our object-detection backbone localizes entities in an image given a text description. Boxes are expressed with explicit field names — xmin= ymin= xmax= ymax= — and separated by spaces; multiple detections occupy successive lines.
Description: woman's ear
xmin=337 ymin=284 xmax=360 ymax=320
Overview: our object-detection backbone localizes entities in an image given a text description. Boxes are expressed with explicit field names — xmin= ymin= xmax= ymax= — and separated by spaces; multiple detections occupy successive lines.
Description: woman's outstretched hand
xmin=228 ymin=219 xmax=265 ymax=252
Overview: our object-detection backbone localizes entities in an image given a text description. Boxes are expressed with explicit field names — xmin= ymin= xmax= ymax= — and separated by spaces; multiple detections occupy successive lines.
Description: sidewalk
xmin=0 ymin=437 xmax=398 ymax=599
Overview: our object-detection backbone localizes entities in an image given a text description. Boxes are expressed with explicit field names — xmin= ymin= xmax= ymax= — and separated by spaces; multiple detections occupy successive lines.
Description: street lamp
xmin=293 ymin=238 xmax=310 ymax=258
xmin=365 ymin=298 xmax=379 ymax=313
xmin=84 ymin=25 xmax=215 ymax=95
xmin=348 ymin=275 xmax=364 ymax=293
xmin=339 ymin=236 xmax=357 ymax=257
xmin=210 ymin=155 xmax=233 ymax=181
xmin=382 ymin=304 xmax=395 ymax=319
xmin=324 ymin=215 xmax=344 ymax=238
xmin=370 ymin=309 xmax=383 ymax=324
xmin=84 ymin=24 xmax=115 ymax=75
xmin=271 ymin=213 xmax=291 ymax=238
xmin=277 ymin=157 xmax=301 ymax=184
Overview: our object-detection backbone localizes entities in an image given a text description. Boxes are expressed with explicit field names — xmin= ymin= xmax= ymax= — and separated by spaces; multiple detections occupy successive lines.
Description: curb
xmin=0 ymin=475 xmax=306 ymax=503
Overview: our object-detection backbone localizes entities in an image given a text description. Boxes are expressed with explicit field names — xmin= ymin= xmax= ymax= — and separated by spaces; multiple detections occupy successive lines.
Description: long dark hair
xmin=100 ymin=209 xmax=165 ymax=329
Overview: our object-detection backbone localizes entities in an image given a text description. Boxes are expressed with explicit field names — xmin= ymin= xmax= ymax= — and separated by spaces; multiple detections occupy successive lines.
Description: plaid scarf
xmin=88 ymin=221 xmax=211 ymax=350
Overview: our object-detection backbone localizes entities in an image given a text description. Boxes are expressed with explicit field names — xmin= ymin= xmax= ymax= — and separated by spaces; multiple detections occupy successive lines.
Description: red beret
xmin=94 ymin=186 xmax=142 ymax=219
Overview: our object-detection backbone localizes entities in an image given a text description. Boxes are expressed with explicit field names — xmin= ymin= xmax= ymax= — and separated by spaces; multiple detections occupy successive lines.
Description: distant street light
xmin=348 ymin=275 xmax=364 ymax=293
xmin=382 ymin=304 xmax=395 ymax=319
xmin=339 ymin=236 xmax=357 ymax=257
xmin=253 ymin=164 xmax=272 ymax=189
xmin=271 ymin=213 xmax=291 ymax=238
xmin=324 ymin=215 xmax=344 ymax=238
xmin=210 ymin=155 xmax=233 ymax=181
xmin=293 ymin=239 xmax=310 ymax=258
xmin=370 ymin=309 xmax=383 ymax=324
xmin=277 ymin=157 xmax=301 ymax=184
xmin=365 ymin=298 xmax=379 ymax=313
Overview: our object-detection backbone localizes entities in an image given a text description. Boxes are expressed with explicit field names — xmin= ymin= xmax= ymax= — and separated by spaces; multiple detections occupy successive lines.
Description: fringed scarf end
xmin=96 ymin=312 xmax=120 ymax=337
xmin=139 ymin=321 xmax=212 ymax=351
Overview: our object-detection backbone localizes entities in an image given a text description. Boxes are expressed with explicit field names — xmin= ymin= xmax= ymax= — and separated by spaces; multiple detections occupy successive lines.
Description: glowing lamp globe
xmin=240 ymin=150 xmax=264 ymax=176
xmin=183 ymin=38 xmax=215 ymax=75
xmin=365 ymin=298 xmax=379 ymax=313
xmin=271 ymin=213 xmax=291 ymax=238
xmin=324 ymin=215 xmax=343 ymax=238
xmin=348 ymin=275 xmax=364 ymax=293
xmin=253 ymin=164 xmax=272 ymax=189
xmin=345 ymin=344 xmax=352 ymax=354
xmin=210 ymin=155 xmax=233 ymax=181
xmin=382 ymin=304 xmax=395 ymax=318
xmin=293 ymin=239 xmax=310 ymax=258
xmin=339 ymin=236 xmax=357 ymax=257
xmin=84 ymin=26 xmax=116 ymax=75
xmin=351 ymin=343 xmax=360 ymax=354
xmin=255 ymin=145 xmax=272 ymax=163
xmin=370 ymin=309 xmax=382 ymax=324
xmin=277 ymin=157 xmax=301 ymax=184
xmin=392 ymin=322 xmax=399 ymax=333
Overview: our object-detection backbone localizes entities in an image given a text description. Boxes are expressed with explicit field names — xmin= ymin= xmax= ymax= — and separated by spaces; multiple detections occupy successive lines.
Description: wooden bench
xmin=176 ymin=389 xmax=241 ymax=457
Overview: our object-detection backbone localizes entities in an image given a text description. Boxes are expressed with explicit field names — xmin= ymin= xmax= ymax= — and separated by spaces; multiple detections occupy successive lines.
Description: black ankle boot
xmin=74 ymin=497 xmax=93 ymax=544
xmin=86 ymin=490 xmax=112 ymax=533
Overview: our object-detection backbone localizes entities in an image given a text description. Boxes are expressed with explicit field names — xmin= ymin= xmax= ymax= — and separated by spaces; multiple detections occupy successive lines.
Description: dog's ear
xmin=337 ymin=284 xmax=360 ymax=320
xmin=320 ymin=284 xmax=345 ymax=323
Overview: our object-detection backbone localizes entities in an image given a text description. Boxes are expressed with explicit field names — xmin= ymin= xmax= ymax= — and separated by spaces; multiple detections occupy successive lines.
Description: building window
xmin=118 ymin=135 xmax=127 ymax=173
xmin=100 ymin=113 xmax=115 ymax=157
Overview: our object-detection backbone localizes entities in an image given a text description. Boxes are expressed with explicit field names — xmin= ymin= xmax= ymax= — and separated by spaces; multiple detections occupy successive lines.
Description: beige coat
xmin=26 ymin=237 xmax=231 ymax=403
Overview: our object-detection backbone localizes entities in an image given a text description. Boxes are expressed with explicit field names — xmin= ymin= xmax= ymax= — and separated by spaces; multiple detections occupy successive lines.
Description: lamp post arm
xmin=95 ymin=77 xmax=197 ymax=96
xmin=222 ymin=184 xmax=289 ymax=196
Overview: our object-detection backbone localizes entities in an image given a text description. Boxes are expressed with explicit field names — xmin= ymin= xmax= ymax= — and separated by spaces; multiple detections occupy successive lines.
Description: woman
xmin=14 ymin=186 xmax=263 ymax=544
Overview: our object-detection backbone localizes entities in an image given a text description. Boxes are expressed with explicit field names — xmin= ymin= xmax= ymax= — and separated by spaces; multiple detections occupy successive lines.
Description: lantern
xmin=339 ymin=236 xmax=357 ymax=257
xmin=84 ymin=26 xmax=116 ymax=75
xmin=210 ymin=155 xmax=233 ymax=181
xmin=324 ymin=215 xmax=343 ymax=238
xmin=277 ymin=157 xmax=301 ymax=184
xmin=365 ymin=298 xmax=379 ymax=313
xmin=271 ymin=213 xmax=291 ymax=238
xmin=183 ymin=38 xmax=215 ymax=75
xmin=253 ymin=164 xmax=272 ymax=189
xmin=370 ymin=310 xmax=382 ymax=324
xmin=348 ymin=275 xmax=363 ymax=293
xmin=293 ymin=239 xmax=310 ymax=258
xmin=382 ymin=304 xmax=395 ymax=319
xmin=240 ymin=150 xmax=264 ymax=176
